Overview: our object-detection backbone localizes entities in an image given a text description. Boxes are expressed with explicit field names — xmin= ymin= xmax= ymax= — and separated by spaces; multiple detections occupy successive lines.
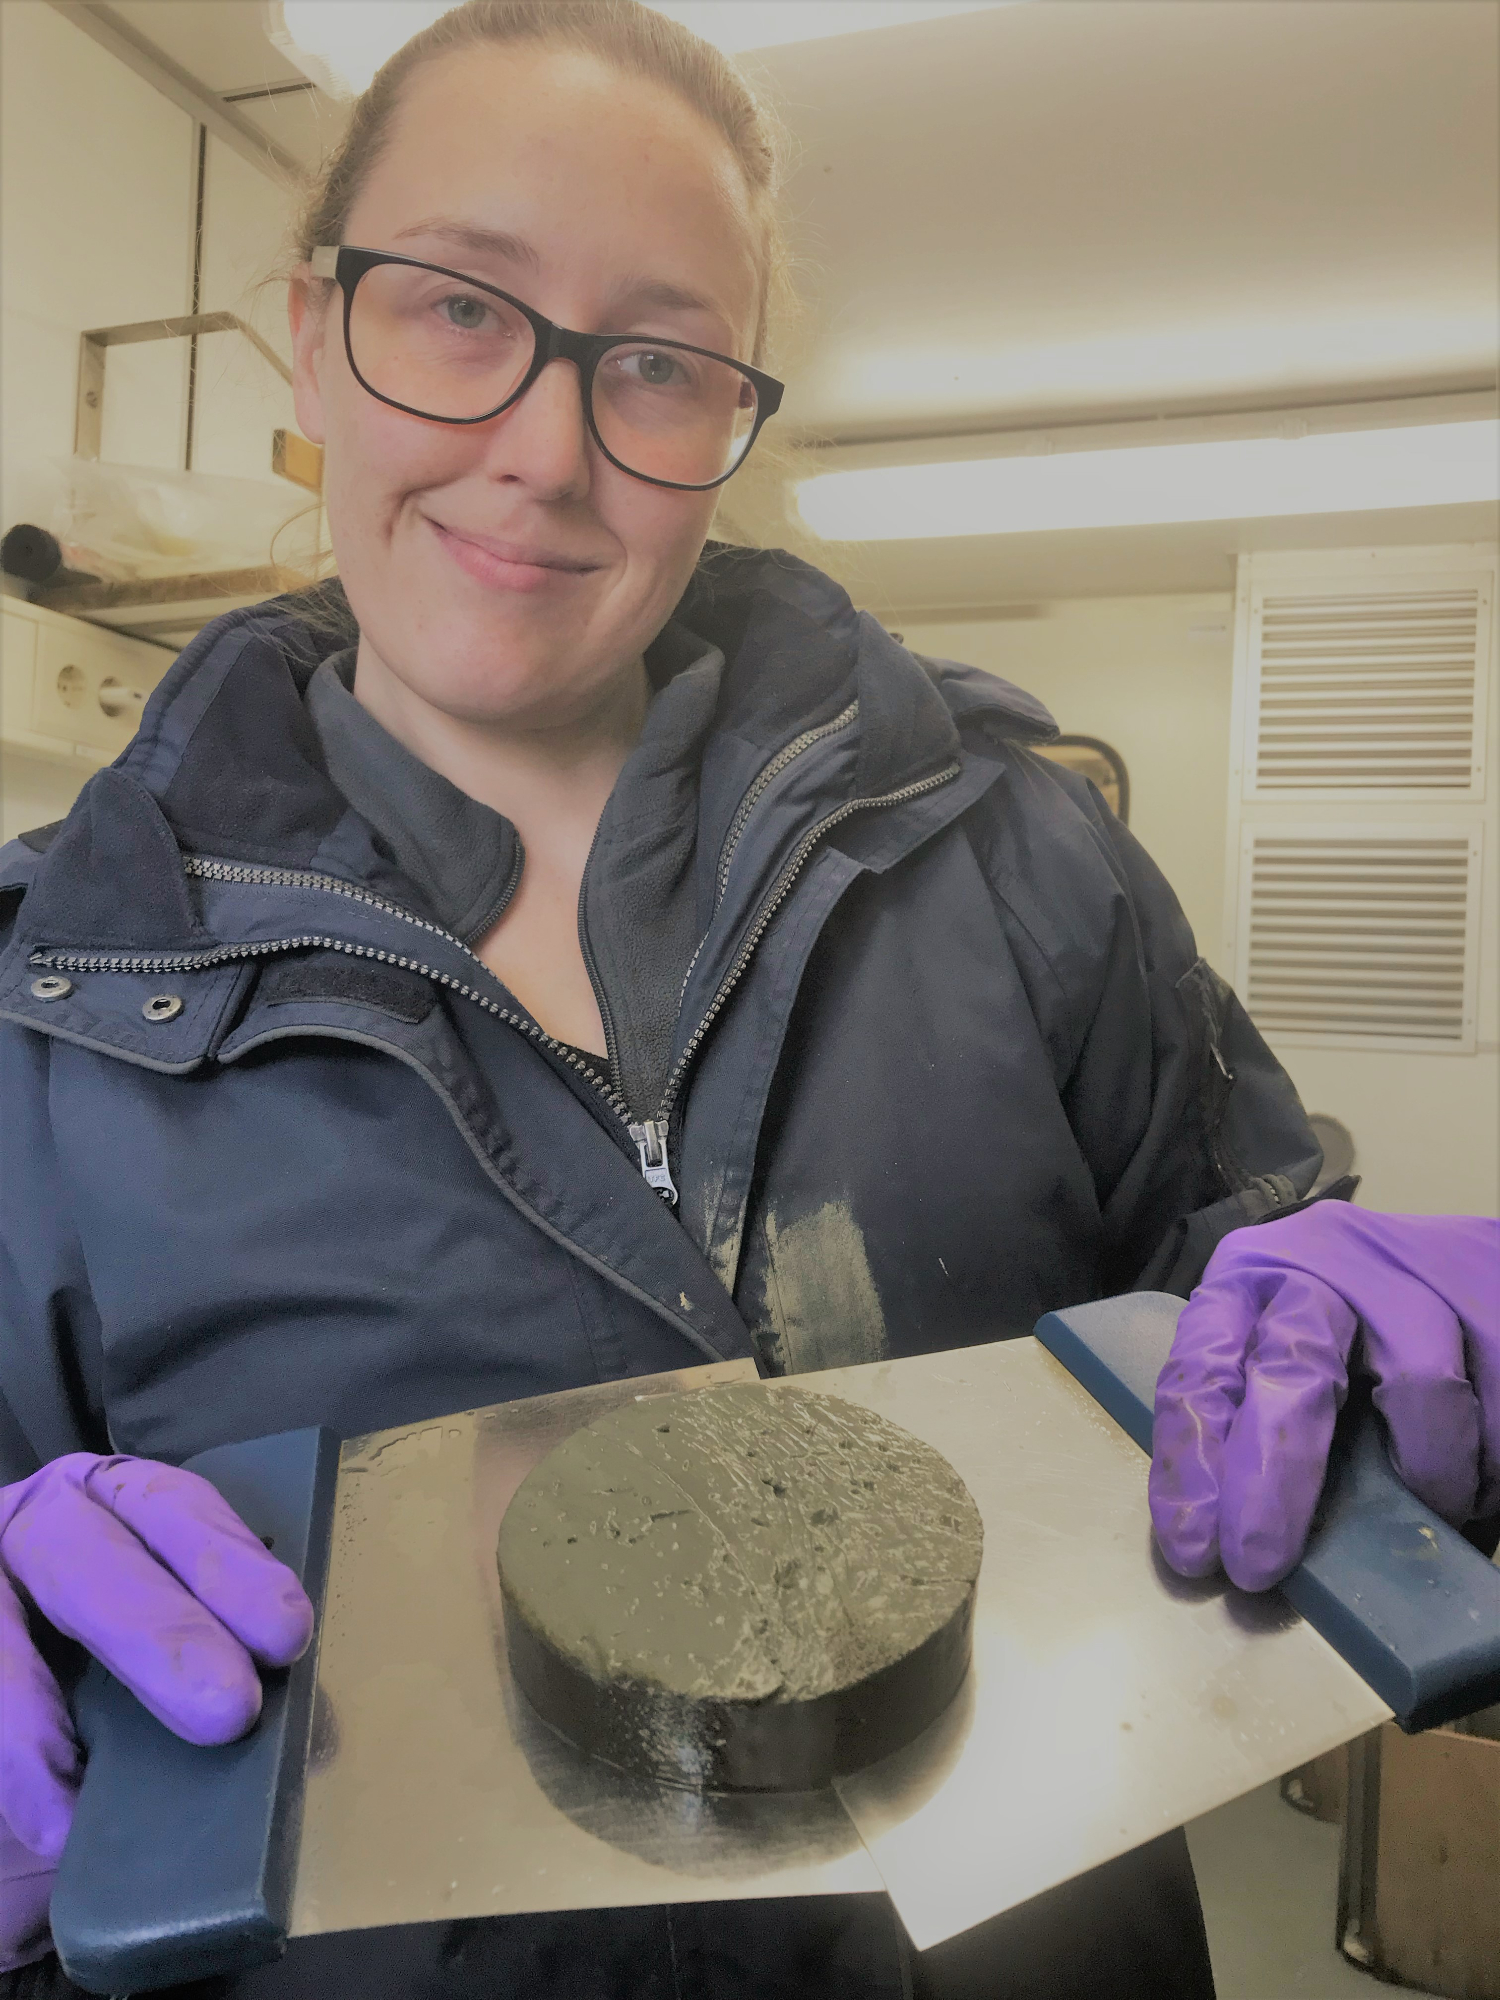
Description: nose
xmin=476 ymin=357 xmax=593 ymax=502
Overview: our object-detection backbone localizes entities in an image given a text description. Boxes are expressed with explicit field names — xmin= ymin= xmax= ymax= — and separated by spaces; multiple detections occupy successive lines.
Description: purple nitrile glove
xmin=0 ymin=1454 xmax=314 ymax=1970
xmin=0 ymin=1820 xmax=53 ymax=1974
xmin=1149 ymin=1206 xmax=1500 ymax=1593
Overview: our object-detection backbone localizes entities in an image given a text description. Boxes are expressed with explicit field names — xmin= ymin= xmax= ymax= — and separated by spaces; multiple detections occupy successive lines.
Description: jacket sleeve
xmin=978 ymin=752 xmax=1326 ymax=1299
xmin=0 ymin=856 xmax=110 ymax=1485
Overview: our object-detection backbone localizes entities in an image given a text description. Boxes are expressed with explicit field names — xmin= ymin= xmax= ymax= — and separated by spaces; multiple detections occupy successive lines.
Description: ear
xmin=288 ymin=268 xmax=330 ymax=446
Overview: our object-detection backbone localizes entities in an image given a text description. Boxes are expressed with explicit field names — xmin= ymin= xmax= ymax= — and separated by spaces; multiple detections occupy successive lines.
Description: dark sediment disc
xmin=497 ymin=1382 xmax=983 ymax=1792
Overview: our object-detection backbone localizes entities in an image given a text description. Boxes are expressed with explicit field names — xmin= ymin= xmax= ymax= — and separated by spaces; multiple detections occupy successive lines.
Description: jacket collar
xmin=11 ymin=547 xmax=1056 ymax=961
xmin=679 ymin=544 xmax=1055 ymax=789
xmin=306 ymin=649 xmax=521 ymax=945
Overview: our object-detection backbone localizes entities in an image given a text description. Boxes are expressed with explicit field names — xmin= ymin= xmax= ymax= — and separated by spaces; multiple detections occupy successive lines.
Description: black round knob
xmin=1 ymin=523 xmax=64 ymax=584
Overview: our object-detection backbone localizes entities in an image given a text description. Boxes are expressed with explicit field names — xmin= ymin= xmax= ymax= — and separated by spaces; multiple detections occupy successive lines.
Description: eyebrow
xmin=614 ymin=276 xmax=725 ymax=322
xmin=388 ymin=219 xmax=739 ymax=345
xmin=391 ymin=219 xmax=543 ymax=274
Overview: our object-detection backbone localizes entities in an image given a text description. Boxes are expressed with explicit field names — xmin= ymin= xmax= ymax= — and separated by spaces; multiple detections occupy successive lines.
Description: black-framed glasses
xmin=310 ymin=245 xmax=783 ymax=492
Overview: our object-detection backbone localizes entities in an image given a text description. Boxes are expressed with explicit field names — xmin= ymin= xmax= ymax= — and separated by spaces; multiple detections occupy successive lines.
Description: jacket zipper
xmin=667 ymin=701 xmax=863 ymax=1036
xmin=604 ymin=745 xmax=958 ymax=1208
xmin=30 ymin=859 xmax=632 ymax=1123
xmin=597 ymin=701 xmax=866 ymax=1197
xmin=651 ymin=758 xmax=961 ymax=1187
xmin=574 ymin=825 xmax=626 ymax=1108
xmin=29 ymin=757 xmax=959 ymax=1204
xmin=581 ymin=702 xmax=862 ymax=1124
xmin=714 ymin=701 xmax=859 ymax=906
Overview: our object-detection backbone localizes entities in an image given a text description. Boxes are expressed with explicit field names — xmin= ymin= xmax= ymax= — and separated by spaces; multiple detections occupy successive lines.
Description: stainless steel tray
xmin=293 ymin=1342 xmax=1388 ymax=1947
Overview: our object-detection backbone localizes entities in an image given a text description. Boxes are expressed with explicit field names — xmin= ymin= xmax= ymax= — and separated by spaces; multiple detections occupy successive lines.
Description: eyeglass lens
xmin=348 ymin=263 xmax=760 ymax=486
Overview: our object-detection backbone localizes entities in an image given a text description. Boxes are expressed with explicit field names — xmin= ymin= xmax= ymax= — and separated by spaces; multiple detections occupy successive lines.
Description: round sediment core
xmin=497 ymin=1381 xmax=983 ymax=1792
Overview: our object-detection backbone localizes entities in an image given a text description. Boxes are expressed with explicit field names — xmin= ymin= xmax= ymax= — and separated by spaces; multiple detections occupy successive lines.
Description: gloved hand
xmin=0 ymin=1454 xmax=314 ymax=1970
xmin=0 ymin=1821 xmax=53 ymax=1974
xmin=1149 ymin=1206 xmax=1500 ymax=1592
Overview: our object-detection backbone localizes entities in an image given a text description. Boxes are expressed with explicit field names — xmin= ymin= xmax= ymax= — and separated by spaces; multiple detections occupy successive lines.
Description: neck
xmin=350 ymin=639 xmax=651 ymax=850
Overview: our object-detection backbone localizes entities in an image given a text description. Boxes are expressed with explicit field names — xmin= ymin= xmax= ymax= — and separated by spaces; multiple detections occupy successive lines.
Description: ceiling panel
xmin=107 ymin=0 xmax=305 ymax=95
xmin=747 ymin=0 xmax=1499 ymax=437
xmin=63 ymin=0 xmax=1500 ymax=613
xmin=100 ymin=0 xmax=1499 ymax=437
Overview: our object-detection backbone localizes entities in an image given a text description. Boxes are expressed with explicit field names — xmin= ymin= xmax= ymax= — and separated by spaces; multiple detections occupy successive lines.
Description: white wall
xmin=192 ymin=135 xmax=300 ymax=487
xmin=0 ymin=5 xmax=308 ymax=837
xmin=901 ymin=595 xmax=1235 ymax=972
xmin=0 ymin=1 xmax=196 ymax=529
xmin=0 ymin=7 xmax=304 ymax=530
xmin=1273 ymin=1044 xmax=1497 ymax=1216
xmin=1 ymin=743 xmax=81 ymax=845
xmin=0 ymin=2 xmax=191 ymax=833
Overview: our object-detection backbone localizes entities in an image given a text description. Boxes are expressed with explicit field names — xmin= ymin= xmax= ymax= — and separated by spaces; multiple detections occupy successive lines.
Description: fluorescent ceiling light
xmin=818 ymin=311 xmax=1500 ymax=432
xmin=268 ymin=1 xmax=1011 ymax=96
xmin=796 ymin=422 xmax=1500 ymax=541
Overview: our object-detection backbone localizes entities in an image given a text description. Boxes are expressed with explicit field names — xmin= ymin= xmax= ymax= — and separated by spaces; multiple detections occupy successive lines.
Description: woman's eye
xmin=622 ymin=349 xmax=685 ymax=388
xmin=440 ymin=292 xmax=491 ymax=332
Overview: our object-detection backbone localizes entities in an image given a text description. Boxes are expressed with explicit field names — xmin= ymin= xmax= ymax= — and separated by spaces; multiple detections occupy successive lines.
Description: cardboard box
xmin=1339 ymin=1723 xmax=1500 ymax=2000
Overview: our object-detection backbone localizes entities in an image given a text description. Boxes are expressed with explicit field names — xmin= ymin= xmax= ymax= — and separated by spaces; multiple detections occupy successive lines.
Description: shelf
xmin=33 ymin=565 xmax=303 ymax=642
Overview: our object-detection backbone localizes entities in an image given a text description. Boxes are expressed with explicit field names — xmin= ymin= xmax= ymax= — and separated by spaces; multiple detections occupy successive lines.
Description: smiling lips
xmin=425 ymin=514 xmax=602 ymax=592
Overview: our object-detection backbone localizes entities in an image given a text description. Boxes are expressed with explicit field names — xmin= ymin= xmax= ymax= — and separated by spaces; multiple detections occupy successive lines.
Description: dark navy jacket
xmin=0 ymin=547 xmax=1309 ymax=1998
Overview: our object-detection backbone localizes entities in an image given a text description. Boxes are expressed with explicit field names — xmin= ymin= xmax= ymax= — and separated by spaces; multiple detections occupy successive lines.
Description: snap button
xmin=30 ymin=975 xmax=73 ymax=1002
xmin=142 ymin=993 xmax=184 ymax=1023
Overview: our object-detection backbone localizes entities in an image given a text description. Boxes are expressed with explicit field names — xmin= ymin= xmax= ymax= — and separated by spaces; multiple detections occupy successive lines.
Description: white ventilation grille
xmin=1240 ymin=827 xmax=1480 ymax=1049
xmin=1249 ymin=586 xmax=1487 ymax=794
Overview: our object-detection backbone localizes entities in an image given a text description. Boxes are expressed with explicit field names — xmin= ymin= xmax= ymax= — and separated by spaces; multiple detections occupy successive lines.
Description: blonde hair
xmin=294 ymin=0 xmax=792 ymax=368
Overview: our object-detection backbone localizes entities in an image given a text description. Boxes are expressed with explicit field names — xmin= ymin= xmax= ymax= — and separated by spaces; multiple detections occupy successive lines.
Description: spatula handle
xmin=1035 ymin=1292 xmax=1500 ymax=1732
xmin=49 ymin=1426 xmax=339 ymax=1995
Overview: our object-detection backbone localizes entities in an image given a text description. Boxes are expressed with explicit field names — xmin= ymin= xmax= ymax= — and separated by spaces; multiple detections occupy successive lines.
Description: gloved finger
xmin=0 ymin=1575 xmax=78 ymax=1861
xmin=1232 ymin=1209 xmax=1499 ymax=1526
xmin=0 ymin=1818 xmax=56 ymax=1975
xmin=1406 ymin=1213 xmax=1500 ymax=1518
xmin=1373 ymin=1368 xmax=1480 ymax=1527
xmin=3 ymin=1472 xmax=263 ymax=1746
xmin=1352 ymin=1248 xmax=1482 ymax=1526
xmin=1149 ymin=1283 xmax=1258 ymax=1578
xmin=83 ymin=1458 xmax=313 ymax=1667
xmin=1472 ymin=1311 xmax=1500 ymax=1522
xmin=1216 ymin=1268 xmax=1355 ymax=1592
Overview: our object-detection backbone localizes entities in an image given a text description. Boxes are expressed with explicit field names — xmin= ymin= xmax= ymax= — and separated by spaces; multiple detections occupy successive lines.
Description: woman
xmin=1 ymin=5 xmax=1495 ymax=1995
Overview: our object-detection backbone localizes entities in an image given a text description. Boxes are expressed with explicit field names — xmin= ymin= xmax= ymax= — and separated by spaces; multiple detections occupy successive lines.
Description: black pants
xmin=7 ymin=1829 xmax=1213 ymax=2000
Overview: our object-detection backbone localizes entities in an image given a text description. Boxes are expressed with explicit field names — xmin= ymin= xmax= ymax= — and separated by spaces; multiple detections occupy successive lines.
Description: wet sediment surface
xmin=497 ymin=1382 xmax=983 ymax=1790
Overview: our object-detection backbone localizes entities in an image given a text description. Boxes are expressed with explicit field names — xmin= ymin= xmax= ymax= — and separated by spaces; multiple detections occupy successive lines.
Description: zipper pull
xmin=629 ymin=1119 xmax=679 ymax=1205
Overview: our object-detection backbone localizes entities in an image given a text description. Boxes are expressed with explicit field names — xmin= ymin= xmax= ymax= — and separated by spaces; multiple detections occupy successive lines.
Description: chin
xmin=401 ymin=617 xmax=616 ymax=728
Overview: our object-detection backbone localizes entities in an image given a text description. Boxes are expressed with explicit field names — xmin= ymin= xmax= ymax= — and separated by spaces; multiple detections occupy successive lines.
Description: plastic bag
xmin=51 ymin=458 xmax=320 ymax=582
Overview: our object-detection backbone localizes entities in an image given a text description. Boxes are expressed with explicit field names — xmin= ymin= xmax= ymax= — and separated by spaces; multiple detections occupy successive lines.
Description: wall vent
xmin=1248 ymin=582 xmax=1489 ymax=796
xmin=1237 ymin=826 xmax=1480 ymax=1051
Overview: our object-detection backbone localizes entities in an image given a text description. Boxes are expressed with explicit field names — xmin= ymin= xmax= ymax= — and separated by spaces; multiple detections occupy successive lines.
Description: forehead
xmin=347 ymin=42 xmax=762 ymax=343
